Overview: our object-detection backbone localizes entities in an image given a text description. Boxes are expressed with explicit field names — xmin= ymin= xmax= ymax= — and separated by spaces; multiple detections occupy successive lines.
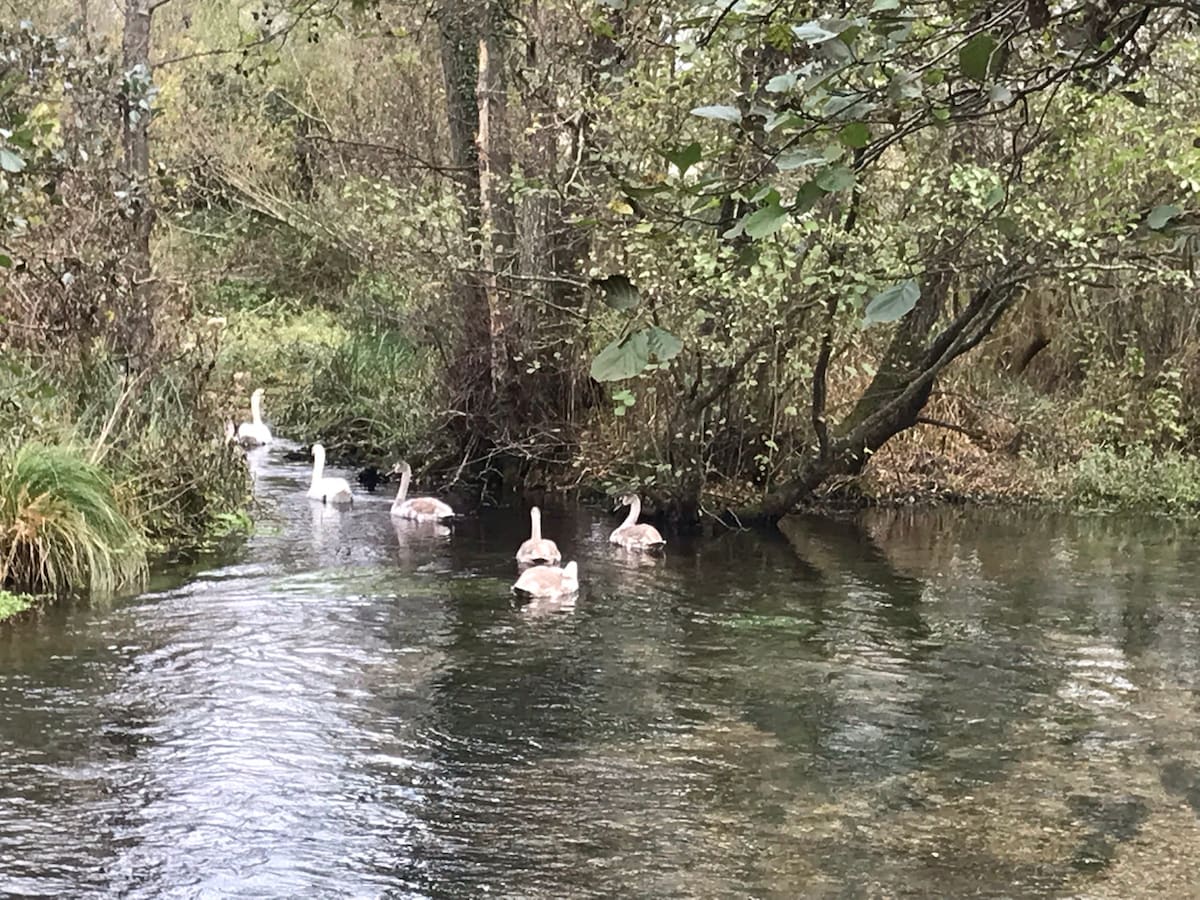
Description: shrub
xmin=0 ymin=443 xmax=147 ymax=595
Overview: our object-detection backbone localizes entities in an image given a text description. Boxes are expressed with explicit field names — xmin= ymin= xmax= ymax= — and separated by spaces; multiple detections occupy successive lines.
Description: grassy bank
xmin=0 ymin=350 xmax=251 ymax=615
xmin=207 ymin=278 xmax=439 ymax=467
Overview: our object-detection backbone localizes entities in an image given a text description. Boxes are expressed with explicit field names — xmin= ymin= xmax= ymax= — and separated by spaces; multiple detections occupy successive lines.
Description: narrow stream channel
xmin=3 ymin=448 xmax=1200 ymax=897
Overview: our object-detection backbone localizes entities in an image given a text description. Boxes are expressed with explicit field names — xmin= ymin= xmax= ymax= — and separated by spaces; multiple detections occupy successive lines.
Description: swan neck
xmin=530 ymin=507 xmax=541 ymax=541
xmin=395 ymin=469 xmax=410 ymax=504
xmin=621 ymin=497 xmax=640 ymax=530
xmin=251 ymin=392 xmax=263 ymax=425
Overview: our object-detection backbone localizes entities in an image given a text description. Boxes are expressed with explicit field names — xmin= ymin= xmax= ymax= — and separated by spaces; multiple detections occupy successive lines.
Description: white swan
xmin=610 ymin=493 xmax=666 ymax=550
xmin=513 ymin=561 xmax=579 ymax=598
xmin=515 ymin=506 xmax=561 ymax=566
xmin=236 ymin=388 xmax=273 ymax=447
xmin=390 ymin=462 xmax=455 ymax=522
xmin=307 ymin=442 xmax=353 ymax=504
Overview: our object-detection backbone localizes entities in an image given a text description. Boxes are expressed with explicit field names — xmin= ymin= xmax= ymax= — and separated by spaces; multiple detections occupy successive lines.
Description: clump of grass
xmin=0 ymin=443 xmax=148 ymax=595
xmin=0 ymin=589 xmax=34 ymax=622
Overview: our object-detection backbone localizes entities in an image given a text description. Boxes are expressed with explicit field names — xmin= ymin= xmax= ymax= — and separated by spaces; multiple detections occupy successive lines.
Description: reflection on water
xmin=3 ymin=453 xmax=1200 ymax=897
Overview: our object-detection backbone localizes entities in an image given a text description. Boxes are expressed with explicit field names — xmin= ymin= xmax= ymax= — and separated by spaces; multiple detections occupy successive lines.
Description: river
xmin=2 ymin=449 xmax=1200 ymax=897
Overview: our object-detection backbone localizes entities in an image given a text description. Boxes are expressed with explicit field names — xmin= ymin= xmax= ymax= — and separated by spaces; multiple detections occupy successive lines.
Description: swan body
xmin=516 ymin=506 xmax=561 ymax=566
xmin=390 ymin=462 xmax=455 ymax=522
xmin=513 ymin=561 xmax=579 ymax=598
xmin=307 ymin=443 xmax=353 ymax=504
xmin=610 ymin=493 xmax=666 ymax=550
xmin=236 ymin=388 xmax=273 ymax=447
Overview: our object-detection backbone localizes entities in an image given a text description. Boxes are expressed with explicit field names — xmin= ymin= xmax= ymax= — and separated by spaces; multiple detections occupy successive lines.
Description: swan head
xmin=390 ymin=461 xmax=412 ymax=477
xmin=562 ymin=561 xmax=579 ymax=590
xmin=251 ymin=387 xmax=264 ymax=403
xmin=615 ymin=492 xmax=638 ymax=510
xmin=312 ymin=442 xmax=326 ymax=462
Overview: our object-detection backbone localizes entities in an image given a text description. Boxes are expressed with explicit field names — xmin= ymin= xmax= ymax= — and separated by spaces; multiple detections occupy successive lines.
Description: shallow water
xmin=3 ymin=449 xmax=1200 ymax=898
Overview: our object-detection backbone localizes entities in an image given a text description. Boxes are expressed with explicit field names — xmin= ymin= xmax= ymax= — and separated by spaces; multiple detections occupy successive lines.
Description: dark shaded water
xmin=4 ymin=450 xmax=1200 ymax=898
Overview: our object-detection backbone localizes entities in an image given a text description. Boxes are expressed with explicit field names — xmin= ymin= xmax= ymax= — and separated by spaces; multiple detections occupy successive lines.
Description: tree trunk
xmin=436 ymin=0 xmax=507 ymax=424
xmin=120 ymin=0 xmax=156 ymax=367
xmin=758 ymin=268 xmax=1028 ymax=519
xmin=475 ymin=32 xmax=514 ymax=401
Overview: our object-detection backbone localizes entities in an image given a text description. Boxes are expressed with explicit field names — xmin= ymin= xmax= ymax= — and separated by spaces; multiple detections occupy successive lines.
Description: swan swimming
xmin=236 ymin=388 xmax=273 ymax=447
xmin=390 ymin=462 xmax=455 ymax=522
xmin=610 ymin=493 xmax=665 ymax=550
xmin=307 ymin=442 xmax=353 ymax=504
xmin=513 ymin=561 xmax=579 ymax=598
xmin=515 ymin=506 xmax=561 ymax=566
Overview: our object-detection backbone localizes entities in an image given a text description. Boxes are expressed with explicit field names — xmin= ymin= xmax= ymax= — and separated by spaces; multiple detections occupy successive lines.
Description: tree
xmin=584 ymin=0 xmax=1194 ymax=519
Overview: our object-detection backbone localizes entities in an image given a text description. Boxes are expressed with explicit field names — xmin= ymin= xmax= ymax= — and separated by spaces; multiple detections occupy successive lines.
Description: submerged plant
xmin=0 ymin=444 xmax=147 ymax=595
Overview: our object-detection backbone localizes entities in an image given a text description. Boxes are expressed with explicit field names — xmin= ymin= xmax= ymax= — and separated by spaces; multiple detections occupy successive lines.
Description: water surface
xmin=3 ymin=450 xmax=1200 ymax=897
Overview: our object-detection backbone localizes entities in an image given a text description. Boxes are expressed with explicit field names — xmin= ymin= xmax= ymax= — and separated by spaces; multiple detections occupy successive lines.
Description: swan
xmin=236 ymin=388 xmax=273 ymax=447
xmin=390 ymin=461 xmax=455 ymax=522
xmin=610 ymin=493 xmax=666 ymax=550
xmin=515 ymin=506 xmax=561 ymax=566
xmin=513 ymin=561 xmax=579 ymax=598
xmin=307 ymin=442 xmax=353 ymax=504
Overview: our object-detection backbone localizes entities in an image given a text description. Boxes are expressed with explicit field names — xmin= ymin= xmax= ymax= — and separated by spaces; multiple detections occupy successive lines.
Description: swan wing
xmin=516 ymin=538 xmax=561 ymax=564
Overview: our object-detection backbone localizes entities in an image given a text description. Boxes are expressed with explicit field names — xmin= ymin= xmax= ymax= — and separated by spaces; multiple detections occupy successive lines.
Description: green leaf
xmin=691 ymin=105 xmax=742 ymax=123
xmin=595 ymin=274 xmax=641 ymax=310
xmin=591 ymin=327 xmax=682 ymax=383
xmin=1147 ymin=204 xmax=1182 ymax=230
xmin=996 ymin=217 xmax=1019 ymax=238
xmin=863 ymin=279 xmax=920 ymax=326
xmin=871 ymin=0 xmax=900 ymax=10
xmin=838 ymin=122 xmax=871 ymax=148
xmin=792 ymin=21 xmax=839 ymax=43
xmin=776 ymin=148 xmax=826 ymax=171
xmin=959 ymin=33 xmax=999 ymax=83
xmin=743 ymin=200 xmax=790 ymax=239
xmin=0 ymin=148 xmax=25 ymax=173
xmin=662 ymin=142 xmax=702 ymax=176
xmin=815 ymin=166 xmax=855 ymax=193
xmin=765 ymin=72 xmax=799 ymax=93
xmin=644 ymin=325 xmax=683 ymax=362
xmin=984 ymin=185 xmax=1005 ymax=210
xmin=591 ymin=331 xmax=650 ymax=382
xmin=794 ymin=180 xmax=827 ymax=212
xmin=0 ymin=254 xmax=11 ymax=268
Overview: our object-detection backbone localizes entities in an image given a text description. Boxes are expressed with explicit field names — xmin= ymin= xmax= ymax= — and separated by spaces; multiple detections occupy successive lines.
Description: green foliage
xmin=0 ymin=353 xmax=251 ymax=550
xmin=863 ymin=279 xmax=921 ymax=326
xmin=1069 ymin=444 xmax=1200 ymax=515
xmin=0 ymin=443 xmax=147 ymax=595
xmin=279 ymin=329 xmax=436 ymax=462
xmin=590 ymin=326 xmax=684 ymax=382
xmin=0 ymin=589 xmax=34 ymax=623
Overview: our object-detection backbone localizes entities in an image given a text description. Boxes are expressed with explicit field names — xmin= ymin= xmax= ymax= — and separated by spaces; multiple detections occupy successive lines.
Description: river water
xmin=3 ymin=450 xmax=1200 ymax=898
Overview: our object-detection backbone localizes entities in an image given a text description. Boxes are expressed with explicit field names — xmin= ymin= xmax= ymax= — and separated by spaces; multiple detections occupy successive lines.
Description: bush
xmin=0 ymin=444 xmax=147 ymax=595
